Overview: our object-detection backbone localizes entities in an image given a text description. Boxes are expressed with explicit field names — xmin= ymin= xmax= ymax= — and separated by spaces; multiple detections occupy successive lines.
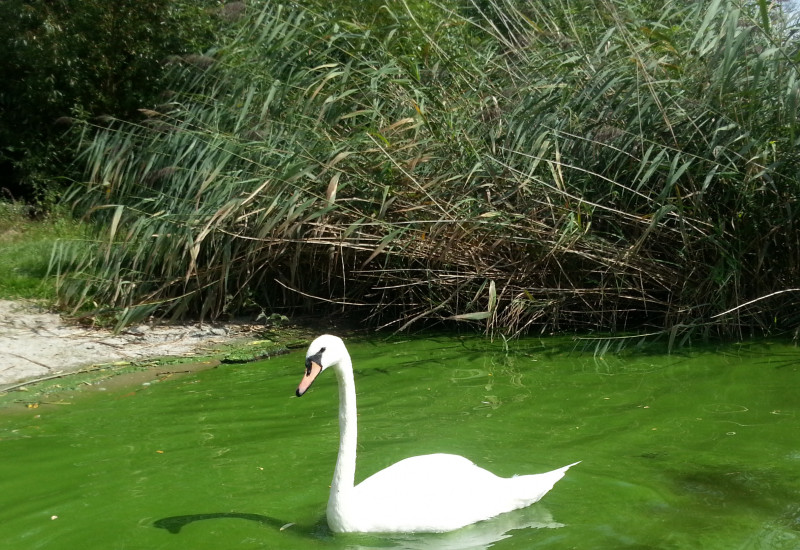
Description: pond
xmin=1 ymin=334 xmax=799 ymax=549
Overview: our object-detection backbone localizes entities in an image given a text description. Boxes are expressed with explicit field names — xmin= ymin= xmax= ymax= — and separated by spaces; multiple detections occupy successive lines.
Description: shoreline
xmin=0 ymin=300 xmax=258 ymax=388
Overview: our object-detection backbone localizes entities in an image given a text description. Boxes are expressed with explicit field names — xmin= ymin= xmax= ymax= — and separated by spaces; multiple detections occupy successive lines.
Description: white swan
xmin=294 ymin=334 xmax=578 ymax=534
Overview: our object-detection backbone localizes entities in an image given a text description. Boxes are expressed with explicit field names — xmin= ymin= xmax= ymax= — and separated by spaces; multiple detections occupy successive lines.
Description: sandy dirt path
xmin=0 ymin=300 xmax=246 ymax=388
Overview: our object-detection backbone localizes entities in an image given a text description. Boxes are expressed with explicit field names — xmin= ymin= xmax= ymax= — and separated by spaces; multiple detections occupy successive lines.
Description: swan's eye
xmin=305 ymin=347 xmax=326 ymax=373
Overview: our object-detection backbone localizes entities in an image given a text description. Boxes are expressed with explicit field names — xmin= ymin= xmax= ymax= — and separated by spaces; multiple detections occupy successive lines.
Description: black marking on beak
xmin=296 ymin=347 xmax=325 ymax=397
xmin=305 ymin=348 xmax=325 ymax=374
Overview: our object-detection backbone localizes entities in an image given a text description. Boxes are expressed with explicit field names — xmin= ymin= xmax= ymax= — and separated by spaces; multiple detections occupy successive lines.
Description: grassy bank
xmin=53 ymin=0 xmax=800 ymax=339
xmin=0 ymin=202 xmax=85 ymax=300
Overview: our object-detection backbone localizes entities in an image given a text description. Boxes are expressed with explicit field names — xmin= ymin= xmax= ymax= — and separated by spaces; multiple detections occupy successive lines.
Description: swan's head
xmin=296 ymin=334 xmax=346 ymax=397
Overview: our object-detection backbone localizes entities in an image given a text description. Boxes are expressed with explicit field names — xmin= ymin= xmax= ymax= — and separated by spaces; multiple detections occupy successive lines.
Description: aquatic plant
xmin=56 ymin=0 xmax=800 ymax=339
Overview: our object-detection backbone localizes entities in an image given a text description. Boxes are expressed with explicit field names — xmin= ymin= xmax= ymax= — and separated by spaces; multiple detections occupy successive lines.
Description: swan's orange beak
xmin=296 ymin=360 xmax=322 ymax=397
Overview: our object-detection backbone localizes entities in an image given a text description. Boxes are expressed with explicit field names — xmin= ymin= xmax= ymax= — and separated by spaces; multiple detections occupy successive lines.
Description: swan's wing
xmin=346 ymin=454 xmax=577 ymax=532
xmin=350 ymin=454 xmax=518 ymax=532
xmin=356 ymin=453 xmax=498 ymax=494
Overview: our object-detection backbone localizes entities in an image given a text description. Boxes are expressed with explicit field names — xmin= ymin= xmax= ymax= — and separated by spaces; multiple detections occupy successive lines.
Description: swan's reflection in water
xmin=154 ymin=504 xmax=562 ymax=550
xmin=345 ymin=505 xmax=563 ymax=550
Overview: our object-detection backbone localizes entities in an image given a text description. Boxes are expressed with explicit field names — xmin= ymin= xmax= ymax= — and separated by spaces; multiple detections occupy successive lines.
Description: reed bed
xmin=55 ymin=0 xmax=800 ymax=338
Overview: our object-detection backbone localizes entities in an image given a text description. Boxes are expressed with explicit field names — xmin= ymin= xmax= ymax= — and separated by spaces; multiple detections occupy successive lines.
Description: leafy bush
xmin=0 ymin=0 xmax=225 ymax=204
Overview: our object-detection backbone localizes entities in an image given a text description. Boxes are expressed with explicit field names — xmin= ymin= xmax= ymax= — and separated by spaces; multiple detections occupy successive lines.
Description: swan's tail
xmin=513 ymin=461 xmax=580 ymax=506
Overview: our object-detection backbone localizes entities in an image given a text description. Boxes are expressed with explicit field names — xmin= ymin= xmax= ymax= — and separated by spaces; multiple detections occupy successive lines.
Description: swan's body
xmin=295 ymin=334 xmax=578 ymax=534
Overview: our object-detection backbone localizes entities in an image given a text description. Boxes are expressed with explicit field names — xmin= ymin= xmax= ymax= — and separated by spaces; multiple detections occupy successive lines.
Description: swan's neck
xmin=329 ymin=355 xmax=357 ymax=517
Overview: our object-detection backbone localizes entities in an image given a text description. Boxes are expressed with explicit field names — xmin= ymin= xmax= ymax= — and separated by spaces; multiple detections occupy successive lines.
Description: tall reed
xmin=57 ymin=0 xmax=800 ymax=338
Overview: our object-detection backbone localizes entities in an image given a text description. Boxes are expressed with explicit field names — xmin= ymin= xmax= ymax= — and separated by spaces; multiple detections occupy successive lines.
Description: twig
xmin=272 ymin=278 xmax=368 ymax=306
xmin=2 ymin=352 xmax=53 ymax=371
xmin=0 ymin=365 xmax=110 ymax=393
xmin=711 ymin=289 xmax=800 ymax=319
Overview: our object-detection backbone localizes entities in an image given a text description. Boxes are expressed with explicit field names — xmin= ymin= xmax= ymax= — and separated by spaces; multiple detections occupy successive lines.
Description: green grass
xmin=0 ymin=202 xmax=86 ymax=300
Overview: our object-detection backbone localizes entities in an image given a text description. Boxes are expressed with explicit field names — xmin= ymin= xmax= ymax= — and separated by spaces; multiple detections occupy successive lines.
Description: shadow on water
xmin=672 ymin=464 xmax=796 ymax=513
xmin=153 ymin=505 xmax=563 ymax=549
xmin=153 ymin=512 xmax=297 ymax=534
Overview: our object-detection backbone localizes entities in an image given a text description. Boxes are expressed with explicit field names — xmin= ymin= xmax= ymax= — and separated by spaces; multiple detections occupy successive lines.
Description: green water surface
xmin=1 ymin=335 xmax=799 ymax=549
